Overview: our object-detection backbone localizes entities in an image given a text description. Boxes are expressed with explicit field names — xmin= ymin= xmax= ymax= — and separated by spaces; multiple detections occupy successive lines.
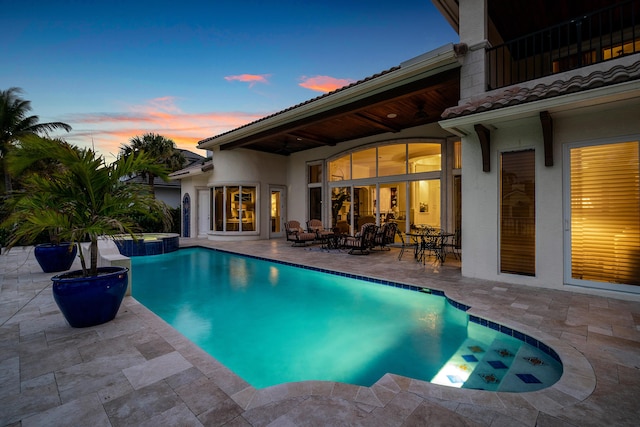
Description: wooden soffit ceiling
xmin=212 ymin=67 xmax=461 ymax=156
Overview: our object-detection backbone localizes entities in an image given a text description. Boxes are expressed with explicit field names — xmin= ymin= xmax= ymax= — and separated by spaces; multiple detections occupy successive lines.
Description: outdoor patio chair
xmin=357 ymin=215 xmax=376 ymax=230
xmin=420 ymin=228 xmax=447 ymax=263
xmin=442 ymin=227 xmax=461 ymax=260
xmin=396 ymin=228 xmax=418 ymax=261
xmin=335 ymin=220 xmax=350 ymax=235
xmin=285 ymin=220 xmax=317 ymax=246
xmin=342 ymin=223 xmax=377 ymax=255
xmin=306 ymin=219 xmax=333 ymax=242
xmin=373 ymin=221 xmax=398 ymax=251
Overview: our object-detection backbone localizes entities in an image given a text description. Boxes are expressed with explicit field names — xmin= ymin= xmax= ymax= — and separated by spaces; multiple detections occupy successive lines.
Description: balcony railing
xmin=487 ymin=0 xmax=640 ymax=90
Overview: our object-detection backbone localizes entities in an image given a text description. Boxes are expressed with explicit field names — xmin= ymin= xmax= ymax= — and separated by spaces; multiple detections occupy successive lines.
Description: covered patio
xmin=1 ymin=239 xmax=639 ymax=426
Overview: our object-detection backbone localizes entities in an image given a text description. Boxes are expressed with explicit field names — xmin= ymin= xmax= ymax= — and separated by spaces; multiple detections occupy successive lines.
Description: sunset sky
xmin=2 ymin=0 xmax=457 ymax=159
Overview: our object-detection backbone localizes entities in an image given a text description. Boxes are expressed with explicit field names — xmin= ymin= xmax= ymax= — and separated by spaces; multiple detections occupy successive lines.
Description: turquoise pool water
xmin=132 ymin=247 xmax=562 ymax=391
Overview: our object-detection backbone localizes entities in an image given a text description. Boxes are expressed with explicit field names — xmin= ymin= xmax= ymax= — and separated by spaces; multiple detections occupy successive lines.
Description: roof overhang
xmin=439 ymin=77 xmax=640 ymax=136
xmin=198 ymin=43 xmax=464 ymax=155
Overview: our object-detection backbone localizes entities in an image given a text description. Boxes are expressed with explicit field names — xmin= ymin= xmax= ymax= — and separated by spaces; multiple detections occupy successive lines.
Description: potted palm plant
xmin=33 ymin=236 xmax=78 ymax=273
xmin=2 ymin=136 xmax=171 ymax=327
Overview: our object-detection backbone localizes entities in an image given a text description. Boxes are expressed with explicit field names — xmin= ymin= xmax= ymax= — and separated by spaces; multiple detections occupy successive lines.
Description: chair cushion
xmin=297 ymin=232 xmax=316 ymax=241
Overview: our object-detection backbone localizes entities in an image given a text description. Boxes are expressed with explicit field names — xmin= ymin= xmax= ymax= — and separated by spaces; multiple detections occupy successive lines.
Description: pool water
xmin=132 ymin=247 xmax=562 ymax=391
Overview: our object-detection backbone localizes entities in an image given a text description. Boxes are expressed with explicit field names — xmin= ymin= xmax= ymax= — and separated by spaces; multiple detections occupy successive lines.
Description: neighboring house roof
xmin=442 ymin=59 xmax=640 ymax=120
xmin=169 ymin=159 xmax=213 ymax=180
xmin=125 ymin=149 xmax=207 ymax=187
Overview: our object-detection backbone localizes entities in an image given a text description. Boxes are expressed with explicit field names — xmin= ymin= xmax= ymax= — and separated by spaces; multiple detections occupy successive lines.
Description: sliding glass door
xmin=565 ymin=140 xmax=640 ymax=290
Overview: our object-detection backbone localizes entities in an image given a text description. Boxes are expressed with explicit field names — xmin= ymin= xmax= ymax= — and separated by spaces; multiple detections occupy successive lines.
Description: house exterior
xmin=126 ymin=149 xmax=206 ymax=207
xmin=175 ymin=0 xmax=640 ymax=298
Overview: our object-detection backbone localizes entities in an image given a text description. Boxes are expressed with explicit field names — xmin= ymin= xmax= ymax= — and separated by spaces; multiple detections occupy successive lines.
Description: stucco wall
xmin=178 ymin=173 xmax=209 ymax=238
xmin=185 ymin=147 xmax=289 ymax=240
xmin=460 ymin=98 xmax=640 ymax=293
xmin=461 ymin=116 xmax=565 ymax=288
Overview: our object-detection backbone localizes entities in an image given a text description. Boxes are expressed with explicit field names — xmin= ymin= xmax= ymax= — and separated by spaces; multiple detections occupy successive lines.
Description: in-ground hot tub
xmin=114 ymin=233 xmax=179 ymax=257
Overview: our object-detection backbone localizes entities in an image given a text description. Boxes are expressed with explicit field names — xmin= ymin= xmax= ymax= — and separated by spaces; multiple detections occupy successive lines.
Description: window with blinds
xmin=570 ymin=141 xmax=640 ymax=287
xmin=500 ymin=150 xmax=536 ymax=276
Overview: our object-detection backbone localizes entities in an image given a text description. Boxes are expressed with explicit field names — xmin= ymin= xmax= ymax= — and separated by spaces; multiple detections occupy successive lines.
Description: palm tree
xmin=119 ymin=133 xmax=185 ymax=197
xmin=0 ymin=87 xmax=71 ymax=193
xmin=3 ymin=136 xmax=171 ymax=276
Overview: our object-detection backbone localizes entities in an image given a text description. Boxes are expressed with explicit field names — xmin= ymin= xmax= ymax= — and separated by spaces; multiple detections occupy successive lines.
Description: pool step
xmin=431 ymin=336 xmax=562 ymax=392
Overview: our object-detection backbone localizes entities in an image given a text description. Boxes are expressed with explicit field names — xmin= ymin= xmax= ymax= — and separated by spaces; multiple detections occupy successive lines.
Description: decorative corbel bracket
xmin=474 ymin=124 xmax=491 ymax=172
xmin=540 ymin=111 xmax=554 ymax=167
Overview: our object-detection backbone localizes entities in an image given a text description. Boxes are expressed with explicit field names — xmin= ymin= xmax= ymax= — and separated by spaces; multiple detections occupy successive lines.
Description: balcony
xmin=487 ymin=0 xmax=640 ymax=90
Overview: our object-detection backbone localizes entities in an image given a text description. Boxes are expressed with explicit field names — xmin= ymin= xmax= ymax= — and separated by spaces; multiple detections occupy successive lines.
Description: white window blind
xmin=570 ymin=141 xmax=640 ymax=286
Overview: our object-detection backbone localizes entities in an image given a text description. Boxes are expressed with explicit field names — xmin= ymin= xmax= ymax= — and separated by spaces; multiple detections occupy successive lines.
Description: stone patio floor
xmin=1 ymin=238 xmax=639 ymax=426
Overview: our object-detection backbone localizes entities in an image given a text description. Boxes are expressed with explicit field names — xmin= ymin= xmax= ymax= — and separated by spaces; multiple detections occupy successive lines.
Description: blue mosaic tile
xmin=462 ymin=354 xmax=478 ymax=362
xmin=500 ymin=325 xmax=513 ymax=335
xmin=539 ymin=342 xmax=551 ymax=354
xmin=488 ymin=321 xmax=500 ymax=331
xmin=487 ymin=360 xmax=508 ymax=369
xmin=447 ymin=375 xmax=464 ymax=384
xmin=513 ymin=330 xmax=525 ymax=341
xmin=516 ymin=373 xmax=542 ymax=384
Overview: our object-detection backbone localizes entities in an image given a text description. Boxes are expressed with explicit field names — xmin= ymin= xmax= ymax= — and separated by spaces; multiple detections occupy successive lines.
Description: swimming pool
xmin=132 ymin=247 xmax=562 ymax=391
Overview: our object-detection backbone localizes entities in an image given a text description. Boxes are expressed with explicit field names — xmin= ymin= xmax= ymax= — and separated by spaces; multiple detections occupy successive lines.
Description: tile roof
xmin=198 ymin=66 xmax=400 ymax=145
xmin=441 ymin=60 xmax=640 ymax=119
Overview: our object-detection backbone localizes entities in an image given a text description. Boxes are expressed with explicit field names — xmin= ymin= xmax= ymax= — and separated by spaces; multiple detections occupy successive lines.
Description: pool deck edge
xmin=2 ymin=240 xmax=639 ymax=426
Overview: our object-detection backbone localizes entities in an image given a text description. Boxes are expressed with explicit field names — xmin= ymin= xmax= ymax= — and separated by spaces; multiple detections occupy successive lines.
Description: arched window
xmin=182 ymin=193 xmax=191 ymax=237
xmin=327 ymin=141 xmax=443 ymax=235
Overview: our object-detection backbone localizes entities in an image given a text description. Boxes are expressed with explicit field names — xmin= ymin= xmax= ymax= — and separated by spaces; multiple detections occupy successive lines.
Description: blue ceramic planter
xmin=52 ymin=266 xmax=128 ymax=328
xmin=34 ymin=243 xmax=78 ymax=273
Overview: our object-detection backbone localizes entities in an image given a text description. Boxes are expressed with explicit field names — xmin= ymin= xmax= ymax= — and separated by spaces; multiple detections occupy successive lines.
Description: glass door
xmin=565 ymin=140 xmax=639 ymax=290
xmin=270 ymin=187 xmax=285 ymax=238
xmin=331 ymin=186 xmax=352 ymax=234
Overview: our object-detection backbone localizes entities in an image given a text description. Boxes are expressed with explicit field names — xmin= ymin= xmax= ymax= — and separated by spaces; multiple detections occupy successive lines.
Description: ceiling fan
xmin=274 ymin=139 xmax=292 ymax=155
xmin=414 ymin=103 xmax=428 ymax=120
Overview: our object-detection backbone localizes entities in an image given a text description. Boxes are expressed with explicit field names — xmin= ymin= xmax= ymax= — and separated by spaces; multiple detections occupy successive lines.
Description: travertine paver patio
xmin=1 ymin=239 xmax=639 ymax=426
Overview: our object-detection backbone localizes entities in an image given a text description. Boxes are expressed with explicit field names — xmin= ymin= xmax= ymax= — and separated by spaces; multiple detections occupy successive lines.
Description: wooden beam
xmin=474 ymin=124 xmax=491 ymax=172
xmin=540 ymin=111 xmax=553 ymax=167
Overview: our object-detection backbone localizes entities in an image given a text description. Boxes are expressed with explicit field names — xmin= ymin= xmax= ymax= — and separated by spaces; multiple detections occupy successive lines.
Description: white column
xmin=458 ymin=0 xmax=489 ymax=100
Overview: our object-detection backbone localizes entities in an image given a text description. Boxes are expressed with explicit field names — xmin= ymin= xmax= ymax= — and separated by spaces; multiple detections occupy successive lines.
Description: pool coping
xmin=140 ymin=245 xmax=597 ymax=418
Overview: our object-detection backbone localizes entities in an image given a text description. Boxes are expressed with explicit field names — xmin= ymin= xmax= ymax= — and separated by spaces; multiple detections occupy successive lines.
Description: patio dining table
xmin=405 ymin=230 xmax=454 ymax=263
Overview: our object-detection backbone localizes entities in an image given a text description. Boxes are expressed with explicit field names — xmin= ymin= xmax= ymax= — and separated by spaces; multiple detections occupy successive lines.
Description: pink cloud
xmin=58 ymin=97 xmax=267 ymax=159
xmin=299 ymin=76 xmax=355 ymax=93
xmin=224 ymin=74 xmax=271 ymax=87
